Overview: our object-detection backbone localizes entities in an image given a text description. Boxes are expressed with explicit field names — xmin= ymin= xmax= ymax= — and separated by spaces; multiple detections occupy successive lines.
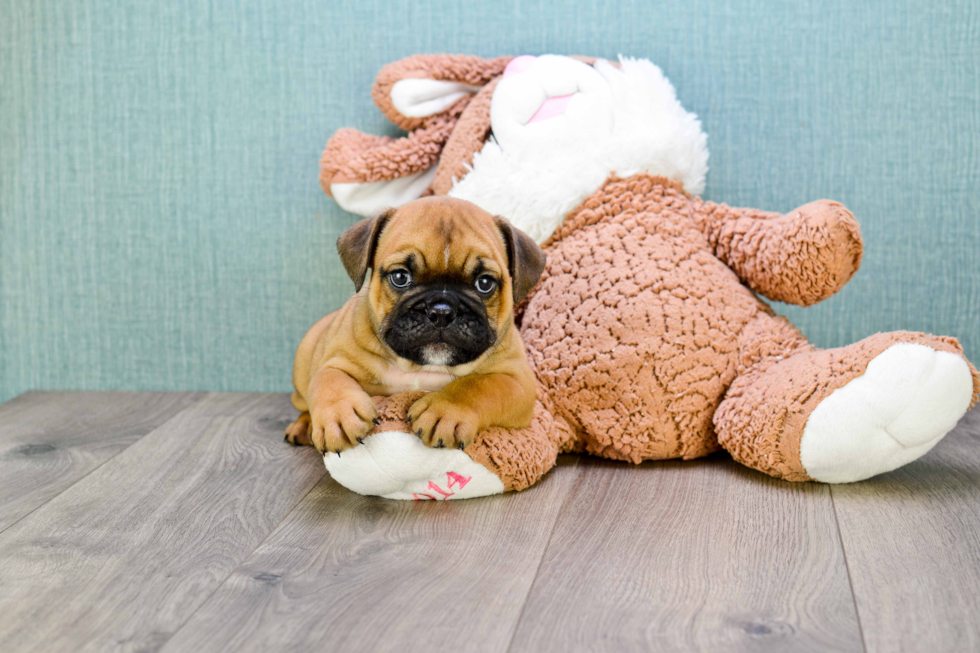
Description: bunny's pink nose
xmin=503 ymin=55 xmax=576 ymax=124
xmin=504 ymin=55 xmax=537 ymax=77
xmin=527 ymin=94 xmax=574 ymax=124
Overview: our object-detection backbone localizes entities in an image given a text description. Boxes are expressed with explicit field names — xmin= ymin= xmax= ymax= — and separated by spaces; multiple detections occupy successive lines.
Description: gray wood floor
xmin=0 ymin=392 xmax=977 ymax=652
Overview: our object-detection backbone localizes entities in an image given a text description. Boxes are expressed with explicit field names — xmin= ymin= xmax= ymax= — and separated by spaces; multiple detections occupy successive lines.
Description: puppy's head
xmin=337 ymin=197 xmax=545 ymax=367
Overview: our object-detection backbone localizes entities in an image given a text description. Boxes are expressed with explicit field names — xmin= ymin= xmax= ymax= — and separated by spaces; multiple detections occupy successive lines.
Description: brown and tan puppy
xmin=285 ymin=197 xmax=546 ymax=455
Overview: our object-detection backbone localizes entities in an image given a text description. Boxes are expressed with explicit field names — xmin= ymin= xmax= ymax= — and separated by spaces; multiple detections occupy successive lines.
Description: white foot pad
xmin=800 ymin=343 xmax=974 ymax=483
xmin=324 ymin=430 xmax=505 ymax=500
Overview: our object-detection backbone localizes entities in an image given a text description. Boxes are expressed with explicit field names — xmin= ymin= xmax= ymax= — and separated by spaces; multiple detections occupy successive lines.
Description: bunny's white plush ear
xmin=389 ymin=79 xmax=483 ymax=119
xmin=321 ymin=120 xmax=455 ymax=217
xmin=371 ymin=54 xmax=512 ymax=130
xmin=322 ymin=55 xmax=514 ymax=215
xmin=330 ymin=167 xmax=439 ymax=217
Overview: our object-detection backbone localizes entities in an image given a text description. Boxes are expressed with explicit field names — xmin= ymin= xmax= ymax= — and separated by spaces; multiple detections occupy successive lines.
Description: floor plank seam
xmin=830 ymin=487 xmax=869 ymax=653
xmin=504 ymin=457 xmax=582 ymax=653
xmin=157 ymin=467 xmax=328 ymax=650
xmin=0 ymin=394 xmax=209 ymax=538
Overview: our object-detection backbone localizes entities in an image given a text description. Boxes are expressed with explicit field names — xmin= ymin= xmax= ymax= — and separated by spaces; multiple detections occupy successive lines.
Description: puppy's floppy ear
xmin=495 ymin=216 xmax=547 ymax=303
xmin=337 ymin=208 xmax=393 ymax=291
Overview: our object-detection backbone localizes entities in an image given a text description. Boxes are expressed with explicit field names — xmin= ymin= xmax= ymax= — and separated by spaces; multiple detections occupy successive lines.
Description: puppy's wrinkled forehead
xmin=375 ymin=198 xmax=506 ymax=278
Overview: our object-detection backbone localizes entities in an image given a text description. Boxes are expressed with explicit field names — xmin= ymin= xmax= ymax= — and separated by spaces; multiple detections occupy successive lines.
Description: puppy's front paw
xmin=408 ymin=393 xmax=480 ymax=450
xmin=284 ymin=412 xmax=312 ymax=446
xmin=310 ymin=395 xmax=378 ymax=455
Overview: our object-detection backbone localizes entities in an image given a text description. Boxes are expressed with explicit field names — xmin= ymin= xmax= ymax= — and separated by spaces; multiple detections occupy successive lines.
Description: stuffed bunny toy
xmin=314 ymin=54 xmax=978 ymax=499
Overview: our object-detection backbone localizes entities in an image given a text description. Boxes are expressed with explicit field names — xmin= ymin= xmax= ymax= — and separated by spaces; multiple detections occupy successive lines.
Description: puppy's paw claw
xmin=310 ymin=396 xmax=378 ymax=454
xmin=408 ymin=394 xmax=479 ymax=450
xmin=284 ymin=413 xmax=313 ymax=447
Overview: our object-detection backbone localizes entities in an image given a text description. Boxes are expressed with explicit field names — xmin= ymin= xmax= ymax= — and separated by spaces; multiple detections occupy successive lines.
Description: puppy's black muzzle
xmin=383 ymin=284 xmax=495 ymax=366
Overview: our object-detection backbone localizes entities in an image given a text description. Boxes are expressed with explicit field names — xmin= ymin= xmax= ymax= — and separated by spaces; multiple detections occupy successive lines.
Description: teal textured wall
xmin=2 ymin=0 xmax=978 ymax=402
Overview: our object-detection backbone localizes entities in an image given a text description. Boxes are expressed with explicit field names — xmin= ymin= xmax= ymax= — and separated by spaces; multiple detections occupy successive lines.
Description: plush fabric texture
xmin=716 ymin=332 xmax=977 ymax=480
xmin=321 ymin=55 xmax=515 ymax=209
xmin=369 ymin=390 xmax=576 ymax=492
xmin=316 ymin=53 xmax=979 ymax=497
xmin=465 ymin=391 xmax=579 ymax=492
xmin=330 ymin=172 xmax=977 ymax=492
xmin=690 ymin=199 xmax=864 ymax=307
xmin=371 ymin=54 xmax=512 ymax=131
xmin=447 ymin=56 xmax=710 ymax=243
xmin=798 ymin=343 xmax=977 ymax=483
xmin=428 ymin=58 xmax=619 ymax=197
xmin=523 ymin=175 xmax=814 ymax=465
xmin=432 ymin=79 xmax=498 ymax=196
xmin=326 ymin=390 xmax=506 ymax=499
xmin=320 ymin=115 xmax=459 ymax=191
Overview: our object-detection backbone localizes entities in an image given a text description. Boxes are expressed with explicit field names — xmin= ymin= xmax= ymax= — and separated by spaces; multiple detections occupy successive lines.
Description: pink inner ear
xmin=504 ymin=55 xmax=537 ymax=77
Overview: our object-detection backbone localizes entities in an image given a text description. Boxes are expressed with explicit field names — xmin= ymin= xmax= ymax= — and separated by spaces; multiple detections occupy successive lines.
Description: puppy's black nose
xmin=425 ymin=300 xmax=457 ymax=328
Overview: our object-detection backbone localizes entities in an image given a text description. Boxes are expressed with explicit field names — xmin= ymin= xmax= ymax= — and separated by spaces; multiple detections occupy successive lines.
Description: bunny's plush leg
xmin=465 ymin=394 xmax=576 ymax=492
xmin=689 ymin=199 xmax=863 ymax=307
xmin=322 ymin=392 xmax=573 ymax=499
xmin=715 ymin=313 xmax=979 ymax=482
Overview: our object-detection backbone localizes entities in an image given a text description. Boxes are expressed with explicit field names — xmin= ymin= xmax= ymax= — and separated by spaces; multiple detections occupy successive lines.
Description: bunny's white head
xmin=447 ymin=55 xmax=709 ymax=243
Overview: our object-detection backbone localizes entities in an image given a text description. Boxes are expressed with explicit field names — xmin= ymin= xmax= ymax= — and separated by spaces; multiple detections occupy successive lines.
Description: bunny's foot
xmin=716 ymin=332 xmax=978 ymax=483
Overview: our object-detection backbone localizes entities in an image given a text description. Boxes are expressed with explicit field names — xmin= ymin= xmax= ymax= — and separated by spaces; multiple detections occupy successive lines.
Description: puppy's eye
xmin=475 ymin=275 xmax=497 ymax=295
xmin=387 ymin=270 xmax=412 ymax=289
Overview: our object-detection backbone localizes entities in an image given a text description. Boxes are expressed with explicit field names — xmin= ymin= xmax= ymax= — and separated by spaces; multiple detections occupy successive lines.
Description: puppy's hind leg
xmin=284 ymin=411 xmax=312 ymax=446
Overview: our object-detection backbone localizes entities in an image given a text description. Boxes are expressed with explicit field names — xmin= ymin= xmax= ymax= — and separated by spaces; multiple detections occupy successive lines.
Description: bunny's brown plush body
xmin=310 ymin=54 xmax=978 ymax=499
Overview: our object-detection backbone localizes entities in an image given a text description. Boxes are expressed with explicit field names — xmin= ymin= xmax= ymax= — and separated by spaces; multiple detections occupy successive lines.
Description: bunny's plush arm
xmin=689 ymin=199 xmax=864 ymax=306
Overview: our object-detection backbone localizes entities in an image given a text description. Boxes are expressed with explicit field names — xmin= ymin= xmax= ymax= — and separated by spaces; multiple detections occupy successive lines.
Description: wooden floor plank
xmin=0 ymin=393 xmax=326 ymax=653
xmin=159 ymin=457 xmax=582 ymax=653
xmin=509 ymin=455 xmax=864 ymax=652
xmin=0 ymin=391 xmax=204 ymax=532
xmin=4 ymin=390 xmax=976 ymax=652
xmin=831 ymin=407 xmax=980 ymax=652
